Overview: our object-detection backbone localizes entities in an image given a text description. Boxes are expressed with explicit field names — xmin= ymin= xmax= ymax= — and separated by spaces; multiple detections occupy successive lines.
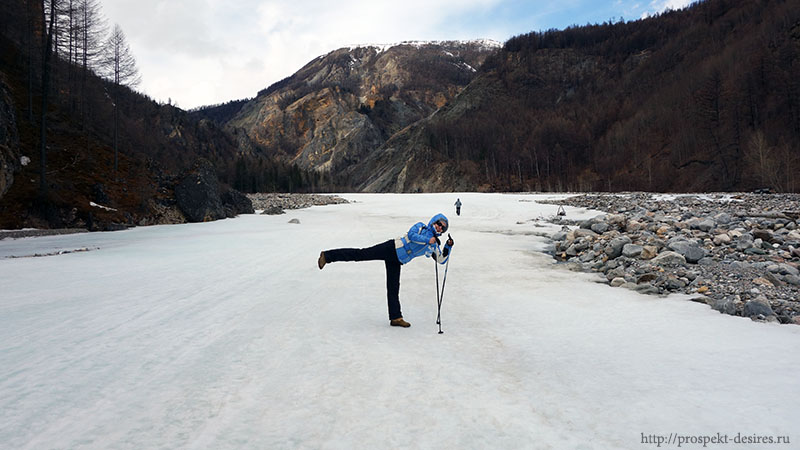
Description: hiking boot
xmin=390 ymin=317 xmax=411 ymax=328
xmin=318 ymin=251 xmax=327 ymax=270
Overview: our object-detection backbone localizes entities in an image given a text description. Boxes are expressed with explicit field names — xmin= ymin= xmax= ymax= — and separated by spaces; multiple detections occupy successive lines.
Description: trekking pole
xmin=434 ymin=255 xmax=441 ymax=328
xmin=435 ymin=234 xmax=453 ymax=335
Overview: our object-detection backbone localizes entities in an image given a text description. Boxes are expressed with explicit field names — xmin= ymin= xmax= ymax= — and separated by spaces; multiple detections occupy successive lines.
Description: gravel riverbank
xmin=540 ymin=192 xmax=800 ymax=325
xmin=246 ymin=193 xmax=350 ymax=214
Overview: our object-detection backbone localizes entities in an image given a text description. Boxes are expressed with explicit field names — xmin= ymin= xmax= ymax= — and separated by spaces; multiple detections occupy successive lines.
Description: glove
xmin=446 ymin=234 xmax=454 ymax=247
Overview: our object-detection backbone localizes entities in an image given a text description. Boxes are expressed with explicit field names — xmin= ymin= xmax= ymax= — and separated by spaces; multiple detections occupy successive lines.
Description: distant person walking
xmin=318 ymin=214 xmax=454 ymax=327
xmin=454 ymin=198 xmax=462 ymax=216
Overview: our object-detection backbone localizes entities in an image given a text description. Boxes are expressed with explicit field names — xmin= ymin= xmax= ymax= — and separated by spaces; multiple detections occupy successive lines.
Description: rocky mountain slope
xmin=197 ymin=40 xmax=500 ymax=182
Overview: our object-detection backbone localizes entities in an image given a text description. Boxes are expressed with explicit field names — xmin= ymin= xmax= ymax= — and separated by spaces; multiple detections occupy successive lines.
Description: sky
xmin=1 ymin=193 xmax=798 ymax=448
xmin=101 ymin=0 xmax=694 ymax=110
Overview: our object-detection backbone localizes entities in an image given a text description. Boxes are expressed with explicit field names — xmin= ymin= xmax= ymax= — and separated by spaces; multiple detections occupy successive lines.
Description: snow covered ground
xmin=1 ymin=193 xmax=798 ymax=450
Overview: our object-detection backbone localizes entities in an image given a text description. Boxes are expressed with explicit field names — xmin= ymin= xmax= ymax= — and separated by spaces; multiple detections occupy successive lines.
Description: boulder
xmin=221 ymin=188 xmax=255 ymax=217
xmin=175 ymin=158 xmax=226 ymax=222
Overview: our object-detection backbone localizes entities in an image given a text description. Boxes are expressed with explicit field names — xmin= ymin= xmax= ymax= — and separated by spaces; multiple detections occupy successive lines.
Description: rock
xmin=607 ymin=214 xmax=627 ymax=227
xmin=778 ymin=264 xmax=799 ymax=277
xmin=743 ymin=298 xmax=775 ymax=318
xmin=262 ymin=206 xmax=285 ymax=215
xmin=713 ymin=233 xmax=731 ymax=245
xmin=736 ymin=233 xmax=754 ymax=251
xmin=753 ymin=229 xmax=775 ymax=243
xmin=175 ymin=158 xmax=226 ymax=223
xmin=651 ymin=251 xmax=687 ymax=265
xmin=622 ymin=243 xmax=643 ymax=258
xmin=605 ymin=236 xmax=632 ymax=259
xmin=633 ymin=284 xmax=661 ymax=295
xmin=713 ymin=212 xmax=733 ymax=224
xmin=221 ymin=188 xmax=255 ymax=217
xmin=784 ymin=275 xmax=800 ymax=286
xmin=606 ymin=267 xmax=626 ymax=281
xmin=744 ymin=247 xmax=766 ymax=255
xmin=764 ymin=272 xmax=783 ymax=287
xmin=711 ymin=297 xmax=737 ymax=315
xmin=580 ymin=215 xmax=606 ymax=229
xmin=551 ymin=226 xmax=570 ymax=241
xmin=288 ymin=218 xmax=300 ymax=224
xmin=636 ymin=273 xmax=658 ymax=284
xmin=689 ymin=217 xmax=715 ymax=232
xmin=641 ymin=245 xmax=659 ymax=259
xmin=610 ymin=277 xmax=626 ymax=287
xmin=667 ymin=239 xmax=706 ymax=263
xmin=568 ymin=229 xmax=599 ymax=240
xmin=626 ymin=220 xmax=645 ymax=232
xmin=663 ymin=276 xmax=687 ymax=291
xmin=752 ymin=277 xmax=774 ymax=287
xmin=591 ymin=222 xmax=610 ymax=234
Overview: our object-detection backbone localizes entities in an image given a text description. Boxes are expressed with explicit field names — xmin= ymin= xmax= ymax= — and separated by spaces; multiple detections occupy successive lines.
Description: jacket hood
xmin=428 ymin=213 xmax=449 ymax=235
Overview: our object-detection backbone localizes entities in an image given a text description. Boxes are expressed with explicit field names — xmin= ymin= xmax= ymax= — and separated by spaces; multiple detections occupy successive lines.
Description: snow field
xmin=1 ymin=193 xmax=798 ymax=449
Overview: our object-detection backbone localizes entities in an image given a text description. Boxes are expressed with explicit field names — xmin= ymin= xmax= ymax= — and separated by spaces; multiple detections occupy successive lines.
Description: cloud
xmin=102 ymin=0 xmax=696 ymax=109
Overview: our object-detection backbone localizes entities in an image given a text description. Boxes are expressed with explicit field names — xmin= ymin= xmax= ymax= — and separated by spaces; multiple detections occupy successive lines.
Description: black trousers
xmin=323 ymin=240 xmax=403 ymax=320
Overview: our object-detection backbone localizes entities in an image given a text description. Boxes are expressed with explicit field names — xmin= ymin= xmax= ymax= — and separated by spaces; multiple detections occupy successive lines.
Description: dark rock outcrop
xmin=175 ymin=159 xmax=226 ymax=222
xmin=221 ymin=188 xmax=254 ymax=217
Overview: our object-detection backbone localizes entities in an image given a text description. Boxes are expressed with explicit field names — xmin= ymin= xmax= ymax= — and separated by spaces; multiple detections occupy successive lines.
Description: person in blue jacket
xmin=318 ymin=213 xmax=454 ymax=328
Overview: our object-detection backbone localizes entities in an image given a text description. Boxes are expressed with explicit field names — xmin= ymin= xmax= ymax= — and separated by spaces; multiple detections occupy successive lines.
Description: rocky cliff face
xmin=225 ymin=40 xmax=500 ymax=179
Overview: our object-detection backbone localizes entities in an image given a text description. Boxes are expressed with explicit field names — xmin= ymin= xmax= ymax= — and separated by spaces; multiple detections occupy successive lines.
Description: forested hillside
xmin=0 ymin=0 xmax=308 ymax=229
xmin=410 ymin=0 xmax=800 ymax=192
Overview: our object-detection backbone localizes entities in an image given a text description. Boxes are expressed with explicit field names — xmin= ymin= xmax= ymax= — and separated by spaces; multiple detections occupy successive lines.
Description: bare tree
xmin=745 ymin=130 xmax=781 ymax=191
xmin=38 ymin=0 xmax=58 ymax=197
xmin=101 ymin=23 xmax=140 ymax=173
xmin=76 ymin=0 xmax=106 ymax=130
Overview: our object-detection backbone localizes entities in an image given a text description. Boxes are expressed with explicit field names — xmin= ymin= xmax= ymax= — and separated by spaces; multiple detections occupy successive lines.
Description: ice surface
xmin=1 ymin=193 xmax=798 ymax=449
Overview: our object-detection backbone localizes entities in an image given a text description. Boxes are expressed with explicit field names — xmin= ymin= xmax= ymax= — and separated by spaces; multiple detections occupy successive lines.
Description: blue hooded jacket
xmin=394 ymin=213 xmax=452 ymax=265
